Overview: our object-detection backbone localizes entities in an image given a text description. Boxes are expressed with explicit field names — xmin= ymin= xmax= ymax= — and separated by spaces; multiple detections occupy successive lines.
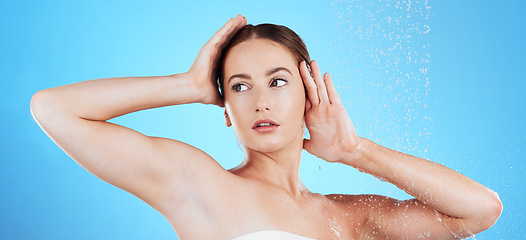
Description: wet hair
xmin=217 ymin=23 xmax=311 ymax=96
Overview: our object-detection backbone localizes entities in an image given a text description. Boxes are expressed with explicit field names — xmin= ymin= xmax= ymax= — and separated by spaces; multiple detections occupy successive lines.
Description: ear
xmin=224 ymin=109 xmax=232 ymax=127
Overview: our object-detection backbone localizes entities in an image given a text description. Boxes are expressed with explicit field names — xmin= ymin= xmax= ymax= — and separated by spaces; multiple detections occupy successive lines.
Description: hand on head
xmin=300 ymin=60 xmax=360 ymax=163
xmin=187 ymin=14 xmax=247 ymax=107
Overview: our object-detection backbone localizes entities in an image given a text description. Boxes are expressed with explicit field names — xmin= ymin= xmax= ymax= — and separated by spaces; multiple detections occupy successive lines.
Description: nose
xmin=256 ymin=106 xmax=270 ymax=112
xmin=254 ymin=88 xmax=271 ymax=112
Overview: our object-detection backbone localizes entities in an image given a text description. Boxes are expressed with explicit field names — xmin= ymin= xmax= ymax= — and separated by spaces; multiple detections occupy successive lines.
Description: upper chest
xmin=164 ymin=178 xmax=367 ymax=239
xmin=213 ymin=184 xmax=366 ymax=239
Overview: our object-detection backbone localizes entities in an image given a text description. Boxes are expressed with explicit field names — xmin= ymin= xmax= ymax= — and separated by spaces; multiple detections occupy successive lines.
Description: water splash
xmin=329 ymin=217 xmax=343 ymax=238
xmin=330 ymin=0 xmax=434 ymax=156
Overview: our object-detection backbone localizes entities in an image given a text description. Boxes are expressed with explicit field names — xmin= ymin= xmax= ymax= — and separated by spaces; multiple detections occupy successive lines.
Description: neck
xmin=231 ymin=132 xmax=308 ymax=196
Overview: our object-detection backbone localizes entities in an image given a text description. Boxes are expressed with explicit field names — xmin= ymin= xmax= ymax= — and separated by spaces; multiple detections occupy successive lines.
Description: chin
xmin=244 ymin=137 xmax=284 ymax=153
xmin=242 ymin=130 xmax=303 ymax=154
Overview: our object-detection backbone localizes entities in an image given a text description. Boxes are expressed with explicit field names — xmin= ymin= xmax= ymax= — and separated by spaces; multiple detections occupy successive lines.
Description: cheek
xmin=225 ymin=101 xmax=246 ymax=124
xmin=278 ymin=84 xmax=306 ymax=122
xmin=225 ymin=100 xmax=254 ymax=140
xmin=290 ymin=82 xmax=306 ymax=112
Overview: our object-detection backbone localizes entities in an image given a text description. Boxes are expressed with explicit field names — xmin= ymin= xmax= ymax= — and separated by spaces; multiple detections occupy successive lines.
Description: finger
xmin=207 ymin=15 xmax=245 ymax=47
xmin=300 ymin=61 xmax=319 ymax=105
xmin=310 ymin=60 xmax=329 ymax=103
xmin=225 ymin=15 xmax=247 ymax=42
xmin=220 ymin=15 xmax=248 ymax=50
xmin=206 ymin=18 xmax=234 ymax=46
xmin=305 ymin=95 xmax=312 ymax=112
xmin=224 ymin=15 xmax=244 ymax=37
xmin=227 ymin=15 xmax=247 ymax=36
xmin=324 ymin=72 xmax=342 ymax=104
xmin=235 ymin=14 xmax=247 ymax=27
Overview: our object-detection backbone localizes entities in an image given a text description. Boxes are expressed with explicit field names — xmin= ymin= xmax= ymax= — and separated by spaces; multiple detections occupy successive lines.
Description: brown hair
xmin=217 ymin=23 xmax=310 ymax=95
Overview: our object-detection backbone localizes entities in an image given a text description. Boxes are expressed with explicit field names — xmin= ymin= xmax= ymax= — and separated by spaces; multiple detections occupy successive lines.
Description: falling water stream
xmin=328 ymin=1 xmax=477 ymax=239
xmin=330 ymin=0 xmax=433 ymax=157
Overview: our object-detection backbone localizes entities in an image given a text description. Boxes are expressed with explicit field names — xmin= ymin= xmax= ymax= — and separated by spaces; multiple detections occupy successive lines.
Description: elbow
xmin=30 ymin=90 xmax=47 ymax=122
xmin=31 ymin=90 xmax=44 ymax=122
xmin=485 ymin=191 xmax=503 ymax=228
xmin=475 ymin=190 xmax=503 ymax=233
xmin=30 ymin=89 xmax=57 ymax=124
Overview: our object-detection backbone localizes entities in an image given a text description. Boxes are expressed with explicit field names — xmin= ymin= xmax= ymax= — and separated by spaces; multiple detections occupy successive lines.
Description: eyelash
xmin=231 ymin=77 xmax=288 ymax=92
xmin=231 ymin=83 xmax=248 ymax=92
xmin=270 ymin=77 xmax=288 ymax=87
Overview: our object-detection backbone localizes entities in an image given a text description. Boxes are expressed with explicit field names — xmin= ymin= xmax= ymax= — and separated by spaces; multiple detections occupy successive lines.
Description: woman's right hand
xmin=186 ymin=14 xmax=247 ymax=107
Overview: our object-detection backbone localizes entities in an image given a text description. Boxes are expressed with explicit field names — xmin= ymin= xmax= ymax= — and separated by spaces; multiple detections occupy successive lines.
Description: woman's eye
xmin=232 ymin=83 xmax=248 ymax=92
xmin=270 ymin=78 xmax=287 ymax=87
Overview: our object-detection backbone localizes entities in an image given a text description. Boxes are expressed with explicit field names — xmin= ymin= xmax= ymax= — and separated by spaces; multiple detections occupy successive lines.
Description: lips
xmin=252 ymin=119 xmax=280 ymax=133
xmin=252 ymin=119 xmax=279 ymax=129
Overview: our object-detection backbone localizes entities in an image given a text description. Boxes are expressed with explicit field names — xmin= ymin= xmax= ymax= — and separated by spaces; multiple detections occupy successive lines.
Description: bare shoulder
xmin=157 ymin=140 xmax=245 ymax=238
xmin=154 ymin=136 xmax=240 ymax=205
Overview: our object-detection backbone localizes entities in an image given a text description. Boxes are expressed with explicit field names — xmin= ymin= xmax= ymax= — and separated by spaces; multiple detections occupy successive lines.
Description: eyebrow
xmin=227 ymin=67 xmax=292 ymax=85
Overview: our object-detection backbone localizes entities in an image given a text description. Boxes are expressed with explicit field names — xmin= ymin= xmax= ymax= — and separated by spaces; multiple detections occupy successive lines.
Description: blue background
xmin=1 ymin=0 xmax=524 ymax=239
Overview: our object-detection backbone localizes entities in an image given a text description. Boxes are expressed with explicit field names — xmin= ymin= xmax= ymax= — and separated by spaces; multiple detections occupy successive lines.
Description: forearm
xmin=32 ymin=73 xmax=200 ymax=121
xmin=341 ymin=138 xmax=502 ymax=222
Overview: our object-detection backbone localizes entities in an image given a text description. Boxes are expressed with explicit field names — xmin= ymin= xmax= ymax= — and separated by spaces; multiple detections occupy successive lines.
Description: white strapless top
xmin=232 ymin=230 xmax=317 ymax=240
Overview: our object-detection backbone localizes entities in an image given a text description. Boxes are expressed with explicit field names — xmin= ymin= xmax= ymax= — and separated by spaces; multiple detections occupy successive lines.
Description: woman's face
xmin=222 ymin=38 xmax=306 ymax=153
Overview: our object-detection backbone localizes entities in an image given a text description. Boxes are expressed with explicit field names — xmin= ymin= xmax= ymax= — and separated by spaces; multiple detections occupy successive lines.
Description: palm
xmin=300 ymin=61 xmax=359 ymax=163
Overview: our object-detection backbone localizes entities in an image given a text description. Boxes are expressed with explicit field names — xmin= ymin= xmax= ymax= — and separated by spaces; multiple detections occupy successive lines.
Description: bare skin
xmin=30 ymin=14 xmax=502 ymax=239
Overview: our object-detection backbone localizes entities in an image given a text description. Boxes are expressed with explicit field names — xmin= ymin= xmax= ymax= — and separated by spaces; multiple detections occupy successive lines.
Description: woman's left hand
xmin=300 ymin=60 xmax=360 ymax=163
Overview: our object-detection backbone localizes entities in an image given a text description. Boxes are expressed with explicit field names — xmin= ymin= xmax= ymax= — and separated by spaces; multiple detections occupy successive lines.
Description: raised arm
xmin=30 ymin=15 xmax=247 ymax=212
xmin=348 ymin=140 xmax=502 ymax=239
xmin=299 ymin=60 xmax=502 ymax=239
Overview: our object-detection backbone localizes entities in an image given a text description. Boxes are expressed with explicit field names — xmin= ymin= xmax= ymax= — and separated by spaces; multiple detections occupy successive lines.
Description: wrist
xmin=166 ymin=72 xmax=205 ymax=104
xmin=176 ymin=72 xmax=208 ymax=103
xmin=339 ymin=137 xmax=374 ymax=167
xmin=181 ymin=71 xmax=223 ymax=106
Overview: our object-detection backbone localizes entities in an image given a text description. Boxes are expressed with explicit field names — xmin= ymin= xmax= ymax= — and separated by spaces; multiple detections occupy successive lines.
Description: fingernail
xmin=305 ymin=62 xmax=313 ymax=77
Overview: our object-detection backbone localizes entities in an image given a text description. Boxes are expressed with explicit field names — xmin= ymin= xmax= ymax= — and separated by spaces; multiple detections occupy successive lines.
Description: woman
xmin=31 ymin=14 xmax=502 ymax=239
